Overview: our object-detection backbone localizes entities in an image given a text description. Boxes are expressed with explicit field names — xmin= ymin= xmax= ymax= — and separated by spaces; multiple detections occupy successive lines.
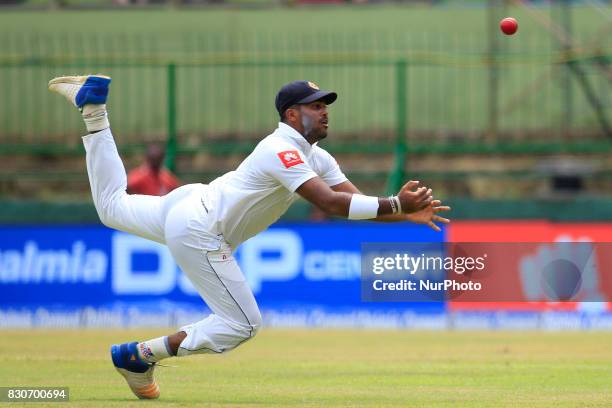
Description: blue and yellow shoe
xmin=48 ymin=75 xmax=111 ymax=108
xmin=110 ymin=342 xmax=160 ymax=400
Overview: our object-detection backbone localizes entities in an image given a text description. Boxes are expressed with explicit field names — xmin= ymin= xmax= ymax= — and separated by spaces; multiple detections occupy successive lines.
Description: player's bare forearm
xmin=298 ymin=178 xmax=392 ymax=218
xmin=297 ymin=178 xmax=351 ymax=217
xmin=298 ymin=178 xmax=435 ymax=220
xmin=373 ymin=213 xmax=410 ymax=222
xmin=329 ymin=180 xmax=418 ymax=220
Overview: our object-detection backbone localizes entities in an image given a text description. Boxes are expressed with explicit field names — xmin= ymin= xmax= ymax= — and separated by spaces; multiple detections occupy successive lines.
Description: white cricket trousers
xmin=83 ymin=128 xmax=262 ymax=355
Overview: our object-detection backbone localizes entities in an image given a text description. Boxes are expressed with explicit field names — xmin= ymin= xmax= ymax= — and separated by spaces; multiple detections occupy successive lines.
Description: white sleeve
xmin=259 ymin=144 xmax=318 ymax=192
xmin=314 ymin=146 xmax=348 ymax=187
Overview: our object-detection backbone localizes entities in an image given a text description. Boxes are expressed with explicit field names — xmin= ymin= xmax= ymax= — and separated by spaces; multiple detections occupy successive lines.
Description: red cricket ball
xmin=500 ymin=17 xmax=518 ymax=35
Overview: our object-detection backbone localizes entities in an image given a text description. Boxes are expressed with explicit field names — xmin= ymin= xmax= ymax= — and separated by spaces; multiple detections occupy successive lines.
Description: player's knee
xmin=95 ymin=193 xmax=125 ymax=230
xmin=96 ymin=209 xmax=113 ymax=228
xmin=97 ymin=211 xmax=113 ymax=228
xmin=97 ymin=208 xmax=119 ymax=230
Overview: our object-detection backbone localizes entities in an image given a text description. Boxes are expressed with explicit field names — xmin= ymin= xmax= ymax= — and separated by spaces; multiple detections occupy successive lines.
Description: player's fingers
xmin=417 ymin=197 xmax=433 ymax=210
xmin=414 ymin=187 xmax=428 ymax=197
xmin=434 ymin=206 xmax=451 ymax=212
xmin=433 ymin=215 xmax=450 ymax=224
xmin=402 ymin=180 xmax=419 ymax=191
xmin=431 ymin=199 xmax=442 ymax=207
xmin=428 ymin=221 xmax=441 ymax=232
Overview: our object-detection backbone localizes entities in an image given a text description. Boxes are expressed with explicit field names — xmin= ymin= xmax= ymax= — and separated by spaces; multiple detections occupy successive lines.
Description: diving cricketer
xmin=48 ymin=75 xmax=450 ymax=399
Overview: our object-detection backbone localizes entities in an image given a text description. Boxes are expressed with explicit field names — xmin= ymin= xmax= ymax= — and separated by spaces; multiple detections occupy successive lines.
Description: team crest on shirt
xmin=277 ymin=150 xmax=304 ymax=168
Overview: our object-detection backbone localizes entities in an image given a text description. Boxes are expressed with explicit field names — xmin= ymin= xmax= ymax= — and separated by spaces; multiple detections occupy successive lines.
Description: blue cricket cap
xmin=275 ymin=80 xmax=337 ymax=117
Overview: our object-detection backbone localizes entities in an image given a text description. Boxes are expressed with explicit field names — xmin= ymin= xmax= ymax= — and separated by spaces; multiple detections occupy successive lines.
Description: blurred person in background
xmin=127 ymin=142 xmax=180 ymax=196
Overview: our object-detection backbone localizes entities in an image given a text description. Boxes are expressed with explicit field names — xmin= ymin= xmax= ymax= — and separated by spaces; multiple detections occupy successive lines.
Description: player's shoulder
xmin=244 ymin=135 xmax=294 ymax=172
xmin=257 ymin=133 xmax=304 ymax=156
xmin=249 ymin=135 xmax=312 ymax=174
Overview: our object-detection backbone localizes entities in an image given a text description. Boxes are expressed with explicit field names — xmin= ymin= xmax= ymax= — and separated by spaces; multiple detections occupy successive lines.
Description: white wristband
xmin=348 ymin=194 xmax=379 ymax=220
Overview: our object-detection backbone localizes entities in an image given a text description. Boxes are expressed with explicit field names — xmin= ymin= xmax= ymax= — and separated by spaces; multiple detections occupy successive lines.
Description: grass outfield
xmin=1 ymin=329 xmax=611 ymax=407
xmin=0 ymin=5 xmax=610 ymax=146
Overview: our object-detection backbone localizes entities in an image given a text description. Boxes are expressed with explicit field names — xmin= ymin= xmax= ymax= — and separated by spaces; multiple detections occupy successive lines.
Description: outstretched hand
xmin=397 ymin=181 xmax=433 ymax=213
xmin=406 ymin=199 xmax=451 ymax=232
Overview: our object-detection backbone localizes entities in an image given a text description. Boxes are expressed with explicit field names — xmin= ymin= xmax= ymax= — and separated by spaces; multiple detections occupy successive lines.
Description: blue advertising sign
xmin=0 ymin=222 xmax=445 ymax=313
xmin=2 ymin=223 xmax=610 ymax=330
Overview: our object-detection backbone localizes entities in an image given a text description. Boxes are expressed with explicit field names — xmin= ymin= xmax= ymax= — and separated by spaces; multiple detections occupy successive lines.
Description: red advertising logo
xmin=277 ymin=150 xmax=304 ymax=169
xmin=447 ymin=221 xmax=612 ymax=311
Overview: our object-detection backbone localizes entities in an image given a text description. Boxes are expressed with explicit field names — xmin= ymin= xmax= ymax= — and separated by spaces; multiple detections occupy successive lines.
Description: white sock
xmin=82 ymin=104 xmax=109 ymax=133
xmin=137 ymin=336 xmax=172 ymax=363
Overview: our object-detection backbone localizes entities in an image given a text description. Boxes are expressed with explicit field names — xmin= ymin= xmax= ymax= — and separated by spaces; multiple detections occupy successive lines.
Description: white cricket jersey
xmin=203 ymin=122 xmax=347 ymax=248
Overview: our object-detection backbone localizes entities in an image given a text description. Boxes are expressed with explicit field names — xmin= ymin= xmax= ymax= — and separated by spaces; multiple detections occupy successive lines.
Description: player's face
xmin=298 ymin=101 xmax=329 ymax=141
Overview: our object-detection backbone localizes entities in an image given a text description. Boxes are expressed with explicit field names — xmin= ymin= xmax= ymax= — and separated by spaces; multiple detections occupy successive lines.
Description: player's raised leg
xmin=48 ymin=75 xmax=262 ymax=401
xmin=48 ymin=74 xmax=168 ymax=244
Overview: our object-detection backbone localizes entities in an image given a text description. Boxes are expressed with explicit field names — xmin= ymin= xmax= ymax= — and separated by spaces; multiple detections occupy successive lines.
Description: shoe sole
xmin=115 ymin=367 xmax=160 ymax=400
xmin=48 ymin=74 xmax=111 ymax=89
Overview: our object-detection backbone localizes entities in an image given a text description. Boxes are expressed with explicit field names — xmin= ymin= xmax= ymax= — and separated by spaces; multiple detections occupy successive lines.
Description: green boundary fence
xmin=2 ymin=28 xmax=611 ymax=149
xmin=3 ymin=197 xmax=612 ymax=223
xmin=1 ymin=18 xmax=611 ymax=193
xmin=1 ymin=54 xmax=611 ymax=194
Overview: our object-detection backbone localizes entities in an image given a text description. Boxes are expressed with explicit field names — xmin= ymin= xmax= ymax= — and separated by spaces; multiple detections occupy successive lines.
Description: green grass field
xmin=0 ymin=5 xmax=610 ymax=149
xmin=1 ymin=329 xmax=611 ymax=407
